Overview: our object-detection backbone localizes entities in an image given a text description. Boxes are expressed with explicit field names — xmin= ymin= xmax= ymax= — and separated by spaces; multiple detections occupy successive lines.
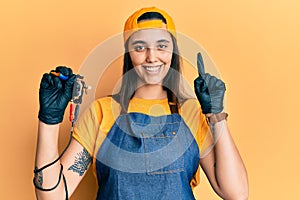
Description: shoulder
xmin=92 ymin=96 xmax=120 ymax=109
xmin=179 ymin=98 xmax=206 ymax=128
xmin=92 ymin=96 xmax=121 ymax=121
xmin=79 ymin=96 xmax=117 ymax=123
xmin=180 ymin=98 xmax=201 ymax=113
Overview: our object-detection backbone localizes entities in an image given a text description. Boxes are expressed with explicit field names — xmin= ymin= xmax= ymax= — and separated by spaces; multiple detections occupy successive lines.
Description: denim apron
xmin=96 ymin=112 xmax=200 ymax=200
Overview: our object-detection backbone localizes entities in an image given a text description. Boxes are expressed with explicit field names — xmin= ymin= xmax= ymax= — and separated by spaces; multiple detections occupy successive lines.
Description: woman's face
xmin=128 ymin=28 xmax=173 ymax=85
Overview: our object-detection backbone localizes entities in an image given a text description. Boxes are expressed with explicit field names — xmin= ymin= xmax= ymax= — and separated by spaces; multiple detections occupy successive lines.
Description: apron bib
xmin=95 ymin=112 xmax=200 ymax=200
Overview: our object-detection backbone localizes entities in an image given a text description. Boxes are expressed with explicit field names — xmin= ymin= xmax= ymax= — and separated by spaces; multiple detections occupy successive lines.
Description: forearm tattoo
xmin=34 ymin=166 xmax=43 ymax=187
xmin=68 ymin=148 xmax=91 ymax=176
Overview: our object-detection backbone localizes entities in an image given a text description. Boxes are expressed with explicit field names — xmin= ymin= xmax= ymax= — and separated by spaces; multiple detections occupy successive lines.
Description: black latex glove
xmin=194 ymin=53 xmax=226 ymax=114
xmin=38 ymin=66 xmax=76 ymax=124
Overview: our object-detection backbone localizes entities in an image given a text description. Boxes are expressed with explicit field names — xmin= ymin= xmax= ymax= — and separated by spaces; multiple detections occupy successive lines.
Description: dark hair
xmin=137 ymin=12 xmax=167 ymax=24
xmin=116 ymin=12 xmax=182 ymax=114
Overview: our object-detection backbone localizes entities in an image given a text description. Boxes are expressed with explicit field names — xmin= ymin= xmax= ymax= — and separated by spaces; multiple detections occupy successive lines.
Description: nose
xmin=145 ymin=48 xmax=157 ymax=63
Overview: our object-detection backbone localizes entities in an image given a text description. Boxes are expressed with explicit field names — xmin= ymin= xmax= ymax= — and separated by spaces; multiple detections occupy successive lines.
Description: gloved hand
xmin=194 ymin=53 xmax=226 ymax=114
xmin=38 ymin=66 xmax=76 ymax=124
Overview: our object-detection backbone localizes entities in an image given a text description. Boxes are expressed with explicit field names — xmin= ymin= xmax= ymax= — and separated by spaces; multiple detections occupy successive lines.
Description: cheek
xmin=160 ymin=52 xmax=173 ymax=65
xmin=129 ymin=52 xmax=145 ymax=66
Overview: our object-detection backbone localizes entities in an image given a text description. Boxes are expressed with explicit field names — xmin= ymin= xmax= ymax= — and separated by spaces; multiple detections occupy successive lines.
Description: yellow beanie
xmin=123 ymin=7 xmax=177 ymax=44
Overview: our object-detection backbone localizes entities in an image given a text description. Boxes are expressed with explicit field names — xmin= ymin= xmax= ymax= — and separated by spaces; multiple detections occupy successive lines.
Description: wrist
xmin=206 ymin=112 xmax=228 ymax=125
xmin=38 ymin=120 xmax=60 ymax=127
xmin=38 ymin=120 xmax=60 ymax=136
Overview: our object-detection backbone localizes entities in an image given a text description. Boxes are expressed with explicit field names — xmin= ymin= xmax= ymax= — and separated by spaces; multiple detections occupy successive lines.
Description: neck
xmin=134 ymin=84 xmax=167 ymax=100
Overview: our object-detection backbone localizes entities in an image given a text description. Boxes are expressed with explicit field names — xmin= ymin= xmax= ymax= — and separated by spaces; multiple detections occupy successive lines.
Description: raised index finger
xmin=197 ymin=52 xmax=205 ymax=76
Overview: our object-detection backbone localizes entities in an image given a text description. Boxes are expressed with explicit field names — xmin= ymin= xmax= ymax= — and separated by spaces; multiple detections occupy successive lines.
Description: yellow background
xmin=1 ymin=0 xmax=300 ymax=199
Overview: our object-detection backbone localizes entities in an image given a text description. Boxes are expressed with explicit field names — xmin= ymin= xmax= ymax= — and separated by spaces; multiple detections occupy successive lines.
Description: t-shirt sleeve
xmin=72 ymin=100 xmax=102 ymax=157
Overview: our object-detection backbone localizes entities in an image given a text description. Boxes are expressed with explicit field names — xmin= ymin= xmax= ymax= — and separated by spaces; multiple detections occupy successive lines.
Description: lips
xmin=143 ymin=64 xmax=163 ymax=73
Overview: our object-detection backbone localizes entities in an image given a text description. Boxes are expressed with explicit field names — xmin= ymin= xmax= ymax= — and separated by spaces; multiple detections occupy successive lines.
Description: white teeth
xmin=144 ymin=65 xmax=162 ymax=72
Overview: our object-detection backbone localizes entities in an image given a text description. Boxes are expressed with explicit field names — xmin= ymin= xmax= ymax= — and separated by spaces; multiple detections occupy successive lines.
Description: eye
xmin=134 ymin=45 xmax=146 ymax=52
xmin=157 ymin=44 xmax=168 ymax=50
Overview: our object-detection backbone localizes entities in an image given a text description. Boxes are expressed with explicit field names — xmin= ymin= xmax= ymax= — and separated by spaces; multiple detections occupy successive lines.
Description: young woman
xmin=34 ymin=7 xmax=248 ymax=200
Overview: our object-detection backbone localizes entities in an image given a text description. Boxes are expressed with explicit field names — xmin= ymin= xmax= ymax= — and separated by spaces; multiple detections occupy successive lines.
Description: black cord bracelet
xmin=33 ymin=163 xmax=63 ymax=191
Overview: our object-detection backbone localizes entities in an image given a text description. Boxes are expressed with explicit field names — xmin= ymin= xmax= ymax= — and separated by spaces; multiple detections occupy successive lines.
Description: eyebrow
xmin=131 ymin=39 xmax=170 ymax=46
xmin=131 ymin=40 xmax=146 ymax=45
xmin=157 ymin=39 xmax=170 ymax=43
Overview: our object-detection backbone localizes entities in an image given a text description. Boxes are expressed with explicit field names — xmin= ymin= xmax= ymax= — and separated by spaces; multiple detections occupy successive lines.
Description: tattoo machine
xmin=70 ymin=74 xmax=91 ymax=125
xmin=50 ymin=72 xmax=91 ymax=124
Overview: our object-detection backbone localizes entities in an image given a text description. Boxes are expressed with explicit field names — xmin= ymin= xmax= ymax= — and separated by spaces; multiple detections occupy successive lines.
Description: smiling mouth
xmin=143 ymin=64 xmax=163 ymax=73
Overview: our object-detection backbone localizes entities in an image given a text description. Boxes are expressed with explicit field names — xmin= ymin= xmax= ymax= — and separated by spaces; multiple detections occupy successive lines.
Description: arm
xmin=200 ymin=120 xmax=248 ymax=199
xmin=34 ymin=67 xmax=91 ymax=199
xmin=34 ymin=121 xmax=91 ymax=199
xmin=194 ymin=53 xmax=248 ymax=199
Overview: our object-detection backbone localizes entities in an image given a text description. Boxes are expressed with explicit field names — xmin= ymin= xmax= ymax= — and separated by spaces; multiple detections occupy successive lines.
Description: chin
xmin=138 ymin=79 xmax=163 ymax=86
